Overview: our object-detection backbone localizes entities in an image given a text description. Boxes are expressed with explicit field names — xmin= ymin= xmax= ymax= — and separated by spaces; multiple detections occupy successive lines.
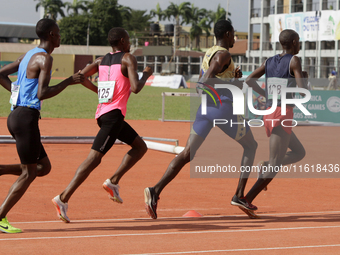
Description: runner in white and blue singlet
xmin=0 ymin=19 xmax=84 ymax=233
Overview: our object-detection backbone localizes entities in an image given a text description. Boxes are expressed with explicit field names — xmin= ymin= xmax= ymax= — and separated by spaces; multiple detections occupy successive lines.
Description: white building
xmin=247 ymin=0 xmax=340 ymax=79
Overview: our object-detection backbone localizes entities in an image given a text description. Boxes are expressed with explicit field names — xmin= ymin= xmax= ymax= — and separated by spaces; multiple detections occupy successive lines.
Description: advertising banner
xmin=269 ymin=10 xmax=340 ymax=42
xmin=143 ymin=74 xmax=188 ymax=89
xmin=293 ymin=90 xmax=340 ymax=123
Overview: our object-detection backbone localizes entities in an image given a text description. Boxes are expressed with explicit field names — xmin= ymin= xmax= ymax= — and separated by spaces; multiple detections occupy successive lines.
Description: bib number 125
xmin=98 ymin=81 xmax=116 ymax=103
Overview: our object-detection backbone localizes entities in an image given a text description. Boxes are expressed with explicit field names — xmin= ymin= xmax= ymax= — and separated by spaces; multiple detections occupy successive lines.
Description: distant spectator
xmin=327 ymin=68 xmax=338 ymax=90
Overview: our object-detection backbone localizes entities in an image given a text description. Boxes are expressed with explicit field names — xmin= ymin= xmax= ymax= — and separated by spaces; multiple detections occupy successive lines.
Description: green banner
xmin=247 ymin=89 xmax=340 ymax=124
xmin=294 ymin=91 xmax=340 ymax=123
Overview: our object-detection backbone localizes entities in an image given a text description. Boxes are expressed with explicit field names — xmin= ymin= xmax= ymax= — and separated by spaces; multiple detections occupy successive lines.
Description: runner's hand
xmin=234 ymin=66 xmax=242 ymax=79
xmin=143 ymin=66 xmax=153 ymax=78
xmin=69 ymin=70 xmax=85 ymax=85
xmin=302 ymin=71 xmax=308 ymax=79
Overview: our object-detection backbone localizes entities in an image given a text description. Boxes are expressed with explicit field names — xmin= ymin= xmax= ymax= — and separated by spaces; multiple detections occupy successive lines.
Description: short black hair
xmin=108 ymin=27 xmax=127 ymax=47
xmin=36 ymin=18 xmax=57 ymax=40
xmin=279 ymin=29 xmax=298 ymax=48
xmin=214 ymin=20 xmax=233 ymax=40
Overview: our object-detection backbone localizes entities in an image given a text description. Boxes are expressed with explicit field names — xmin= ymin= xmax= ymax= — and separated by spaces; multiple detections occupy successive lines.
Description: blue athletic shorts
xmin=192 ymin=101 xmax=249 ymax=141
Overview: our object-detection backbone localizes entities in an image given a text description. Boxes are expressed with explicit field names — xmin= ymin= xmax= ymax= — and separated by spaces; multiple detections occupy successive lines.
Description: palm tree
xmin=65 ymin=0 xmax=89 ymax=15
xmin=150 ymin=3 xmax=165 ymax=22
xmin=207 ymin=5 xmax=232 ymax=46
xmin=164 ymin=2 xmax=192 ymax=26
xmin=164 ymin=2 xmax=192 ymax=57
xmin=189 ymin=5 xmax=211 ymax=50
xmin=208 ymin=4 xmax=231 ymax=27
xmin=118 ymin=5 xmax=132 ymax=23
xmin=208 ymin=4 xmax=231 ymax=28
xmin=123 ymin=9 xmax=150 ymax=33
xmin=35 ymin=0 xmax=65 ymax=21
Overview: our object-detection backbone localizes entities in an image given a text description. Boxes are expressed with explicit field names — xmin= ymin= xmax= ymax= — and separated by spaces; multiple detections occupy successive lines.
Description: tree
xmin=118 ymin=5 xmax=132 ymax=24
xmin=188 ymin=5 xmax=210 ymax=50
xmin=164 ymin=2 xmax=192 ymax=26
xmin=35 ymin=0 xmax=65 ymax=21
xmin=65 ymin=0 xmax=90 ymax=15
xmin=59 ymin=0 xmax=123 ymax=46
xmin=164 ymin=2 xmax=192 ymax=56
xmin=59 ymin=14 xmax=89 ymax=45
xmin=123 ymin=9 xmax=151 ymax=33
xmin=150 ymin=3 xmax=165 ymax=22
xmin=208 ymin=4 xmax=231 ymax=28
xmin=90 ymin=0 xmax=122 ymax=45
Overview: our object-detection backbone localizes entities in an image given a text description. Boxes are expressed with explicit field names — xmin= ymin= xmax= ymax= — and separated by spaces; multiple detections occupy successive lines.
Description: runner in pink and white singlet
xmin=52 ymin=27 xmax=153 ymax=223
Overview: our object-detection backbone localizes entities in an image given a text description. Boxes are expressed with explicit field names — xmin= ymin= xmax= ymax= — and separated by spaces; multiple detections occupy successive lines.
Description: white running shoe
xmin=103 ymin=179 xmax=123 ymax=203
xmin=52 ymin=195 xmax=70 ymax=223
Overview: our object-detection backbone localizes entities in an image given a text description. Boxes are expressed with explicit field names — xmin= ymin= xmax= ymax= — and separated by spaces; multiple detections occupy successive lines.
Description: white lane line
xmin=11 ymin=210 xmax=340 ymax=225
xmin=124 ymin=244 xmax=340 ymax=255
xmin=0 ymin=225 xmax=340 ymax=241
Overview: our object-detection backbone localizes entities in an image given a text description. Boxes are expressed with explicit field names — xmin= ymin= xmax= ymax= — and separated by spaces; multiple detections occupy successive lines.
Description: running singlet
xmin=200 ymin=45 xmax=235 ymax=101
xmin=10 ymin=47 xmax=47 ymax=110
xmin=264 ymin=54 xmax=297 ymax=108
xmin=201 ymin=45 xmax=235 ymax=79
xmin=95 ymin=51 xmax=131 ymax=119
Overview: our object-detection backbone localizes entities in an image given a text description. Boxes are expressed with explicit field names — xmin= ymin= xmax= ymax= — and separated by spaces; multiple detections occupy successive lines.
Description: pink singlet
xmin=95 ymin=51 xmax=131 ymax=119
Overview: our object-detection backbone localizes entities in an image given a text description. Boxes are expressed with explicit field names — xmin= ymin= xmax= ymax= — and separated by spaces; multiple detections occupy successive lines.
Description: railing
xmin=249 ymin=41 xmax=282 ymax=51
xmin=251 ymin=8 xmax=261 ymax=17
xmin=306 ymin=2 xmax=320 ymax=11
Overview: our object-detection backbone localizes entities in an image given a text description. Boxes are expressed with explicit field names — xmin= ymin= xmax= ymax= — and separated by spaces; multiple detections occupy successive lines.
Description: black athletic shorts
xmin=7 ymin=106 xmax=47 ymax=164
xmin=92 ymin=109 xmax=138 ymax=155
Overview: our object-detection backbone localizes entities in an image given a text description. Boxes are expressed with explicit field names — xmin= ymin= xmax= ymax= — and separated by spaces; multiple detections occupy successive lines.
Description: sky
xmin=0 ymin=0 xmax=250 ymax=32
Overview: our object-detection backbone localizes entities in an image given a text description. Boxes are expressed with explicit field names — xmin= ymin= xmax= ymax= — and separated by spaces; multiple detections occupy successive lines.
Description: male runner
xmin=144 ymin=20 xmax=265 ymax=219
xmin=0 ymin=18 xmax=84 ymax=233
xmin=52 ymin=27 xmax=153 ymax=223
xmin=244 ymin=29 xmax=308 ymax=217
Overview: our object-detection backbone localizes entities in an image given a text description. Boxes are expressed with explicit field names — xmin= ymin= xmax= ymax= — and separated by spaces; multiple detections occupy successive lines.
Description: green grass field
xmin=0 ymin=78 xmax=197 ymax=120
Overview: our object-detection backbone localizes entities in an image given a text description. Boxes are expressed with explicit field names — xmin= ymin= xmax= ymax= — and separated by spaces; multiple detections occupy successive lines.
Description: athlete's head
xmin=36 ymin=18 xmax=60 ymax=47
xmin=108 ymin=27 xmax=131 ymax=52
xmin=279 ymin=29 xmax=300 ymax=54
xmin=214 ymin=20 xmax=235 ymax=48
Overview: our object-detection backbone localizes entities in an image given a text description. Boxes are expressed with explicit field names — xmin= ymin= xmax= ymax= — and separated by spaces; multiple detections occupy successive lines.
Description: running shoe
xmin=103 ymin=179 xmax=123 ymax=203
xmin=0 ymin=217 xmax=22 ymax=233
xmin=257 ymin=160 xmax=268 ymax=191
xmin=52 ymin=195 xmax=70 ymax=223
xmin=230 ymin=195 xmax=258 ymax=210
xmin=144 ymin=187 xmax=159 ymax=219
xmin=238 ymin=207 xmax=261 ymax=219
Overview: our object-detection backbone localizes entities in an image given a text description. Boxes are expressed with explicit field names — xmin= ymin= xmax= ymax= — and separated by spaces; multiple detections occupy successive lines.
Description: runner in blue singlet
xmin=0 ymin=18 xmax=84 ymax=233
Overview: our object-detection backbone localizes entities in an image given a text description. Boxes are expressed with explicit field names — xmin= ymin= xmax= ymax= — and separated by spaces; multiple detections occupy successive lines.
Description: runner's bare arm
xmin=0 ymin=54 xmax=25 ymax=92
xmin=202 ymin=51 xmax=231 ymax=79
xmin=37 ymin=54 xmax=84 ymax=100
xmin=290 ymin=56 xmax=309 ymax=93
xmin=200 ymin=51 xmax=243 ymax=89
xmin=123 ymin=53 xmax=153 ymax=94
xmin=80 ymin=57 xmax=102 ymax=93
xmin=245 ymin=62 xmax=266 ymax=97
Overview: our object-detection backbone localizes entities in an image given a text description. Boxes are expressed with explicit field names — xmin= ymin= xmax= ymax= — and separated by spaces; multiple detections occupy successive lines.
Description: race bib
xmin=98 ymin=81 xmax=116 ymax=103
xmin=267 ymin=78 xmax=288 ymax=100
xmin=9 ymin=82 xmax=20 ymax=106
